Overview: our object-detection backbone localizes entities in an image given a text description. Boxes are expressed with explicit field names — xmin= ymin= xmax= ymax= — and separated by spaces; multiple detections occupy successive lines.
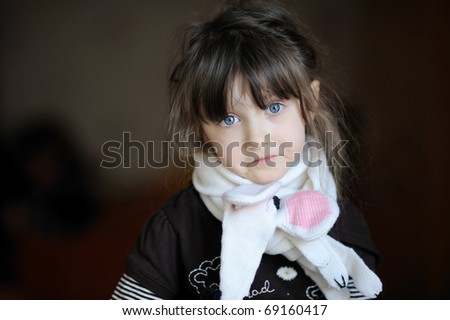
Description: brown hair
xmin=168 ymin=0 xmax=351 ymax=195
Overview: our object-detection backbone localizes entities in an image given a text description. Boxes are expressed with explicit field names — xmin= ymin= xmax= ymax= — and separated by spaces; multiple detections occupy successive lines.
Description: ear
xmin=310 ymin=79 xmax=320 ymax=101
xmin=308 ymin=79 xmax=320 ymax=121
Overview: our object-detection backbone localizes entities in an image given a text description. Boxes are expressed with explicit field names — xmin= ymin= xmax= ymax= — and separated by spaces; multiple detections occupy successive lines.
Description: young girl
xmin=112 ymin=1 xmax=382 ymax=300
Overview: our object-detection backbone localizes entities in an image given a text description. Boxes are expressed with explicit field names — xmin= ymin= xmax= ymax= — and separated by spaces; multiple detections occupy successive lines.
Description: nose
xmin=243 ymin=116 xmax=268 ymax=149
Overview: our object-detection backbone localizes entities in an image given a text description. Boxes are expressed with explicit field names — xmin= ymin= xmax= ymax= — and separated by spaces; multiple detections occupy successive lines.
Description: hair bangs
xmin=194 ymin=32 xmax=241 ymax=124
xmin=238 ymin=37 xmax=305 ymax=111
xmin=197 ymin=34 xmax=306 ymax=124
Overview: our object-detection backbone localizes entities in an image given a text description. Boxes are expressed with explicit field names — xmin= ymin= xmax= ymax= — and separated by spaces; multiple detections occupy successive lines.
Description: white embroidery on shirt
xmin=246 ymin=280 xmax=275 ymax=299
xmin=276 ymin=266 xmax=298 ymax=281
xmin=306 ymin=284 xmax=325 ymax=300
xmin=188 ymin=256 xmax=221 ymax=294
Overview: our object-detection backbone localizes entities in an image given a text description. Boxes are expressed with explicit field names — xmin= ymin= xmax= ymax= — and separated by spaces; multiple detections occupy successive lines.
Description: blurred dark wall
xmin=1 ymin=0 xmax=449 ymax=299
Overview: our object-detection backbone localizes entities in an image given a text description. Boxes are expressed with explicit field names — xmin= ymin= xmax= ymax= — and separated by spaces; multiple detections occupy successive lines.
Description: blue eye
xmin=268 ymin=103 xmax=283 ymax=114
xmin=219 ymin=115 xmax=238 ymax=126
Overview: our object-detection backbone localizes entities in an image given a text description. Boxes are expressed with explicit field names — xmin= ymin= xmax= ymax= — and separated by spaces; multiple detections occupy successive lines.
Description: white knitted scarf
xmin=192 ymin=145 xmax=382 ymax=300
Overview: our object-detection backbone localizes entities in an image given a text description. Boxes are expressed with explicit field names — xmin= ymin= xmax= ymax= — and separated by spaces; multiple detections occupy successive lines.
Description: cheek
xmin=222 ymin=143 xmax=246 ymax=168
xmin=278 ymin=123 xmax=305 ymax=158
xmin=202 ymin=126 xmax=227 ymax=153
xmin=203 ymin=132 xmax=241 ymax=165
xmin=294 ymin=128 xmax=306 ymax=149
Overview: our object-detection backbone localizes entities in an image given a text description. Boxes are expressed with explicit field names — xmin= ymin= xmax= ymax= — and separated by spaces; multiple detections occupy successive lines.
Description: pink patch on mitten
xmin=286 ymin=191 xmax=331 ymax=229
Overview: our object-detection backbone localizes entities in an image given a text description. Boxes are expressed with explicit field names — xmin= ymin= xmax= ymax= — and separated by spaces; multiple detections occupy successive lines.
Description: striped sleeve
xmin=348 ymin=278 xmax=372 ymax=300
xmin=111 ymin=274 xmax=162 ymax=300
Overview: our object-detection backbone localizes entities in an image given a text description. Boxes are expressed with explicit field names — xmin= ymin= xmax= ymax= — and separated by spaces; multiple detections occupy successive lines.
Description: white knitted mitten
xmin=219 ymin=183 xmax=382 ymax=300
xmin=220 ymin=183 xmax=281 ymax=300
xmin=278 ymin=191 xmax=382 ymax=299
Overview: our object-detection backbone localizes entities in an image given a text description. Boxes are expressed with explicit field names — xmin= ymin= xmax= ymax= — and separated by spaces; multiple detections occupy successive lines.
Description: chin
xmin=246 ymin=170 xmax=287 ymax=185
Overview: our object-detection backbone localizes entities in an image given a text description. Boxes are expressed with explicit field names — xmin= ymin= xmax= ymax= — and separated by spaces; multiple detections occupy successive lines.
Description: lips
xmin=248 ymin=155 xmax=278 ymax=166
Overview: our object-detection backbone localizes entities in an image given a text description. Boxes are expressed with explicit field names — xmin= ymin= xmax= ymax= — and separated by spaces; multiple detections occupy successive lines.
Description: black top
xmin=125 ymin=183 xmax=379 ymax=300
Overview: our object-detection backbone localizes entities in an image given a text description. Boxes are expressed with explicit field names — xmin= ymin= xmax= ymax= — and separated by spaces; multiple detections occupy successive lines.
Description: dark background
xmin=1 ymin=0 xmax=449 ymax=299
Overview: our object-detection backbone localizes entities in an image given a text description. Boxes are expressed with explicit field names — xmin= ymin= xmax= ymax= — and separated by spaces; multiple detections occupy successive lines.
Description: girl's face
xmin=202 ymin=77 xmax=306 ymax=184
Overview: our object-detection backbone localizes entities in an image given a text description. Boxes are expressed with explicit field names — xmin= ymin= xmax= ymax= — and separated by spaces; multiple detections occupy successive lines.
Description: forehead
xmin=228 ymin=75 xmax=249 ymax=107
xmin=228 ymin=74 xmax=274 ymax=109
xmin=196 ymin=52 xmax=302 ymax=123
